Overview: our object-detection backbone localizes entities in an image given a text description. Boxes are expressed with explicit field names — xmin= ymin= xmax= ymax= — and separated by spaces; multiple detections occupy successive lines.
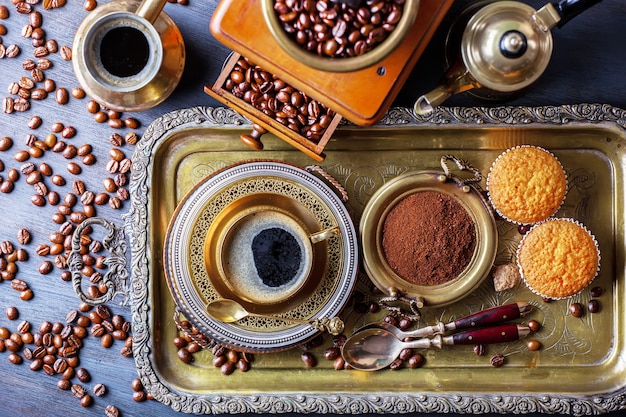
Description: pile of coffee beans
xmin=1 ymin=300 xmax=134 ymax=409
xmin=273 ymin=0 xmax=405 ymax=58
xmin=223 ymin=56 xmax=337 ymax=143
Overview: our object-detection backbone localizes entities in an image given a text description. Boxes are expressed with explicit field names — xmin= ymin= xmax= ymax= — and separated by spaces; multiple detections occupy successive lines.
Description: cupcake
xmin=487 ymin=146 xmax=567 ymax=224
xmin=517 ymin=218 xmax=600 ymax=299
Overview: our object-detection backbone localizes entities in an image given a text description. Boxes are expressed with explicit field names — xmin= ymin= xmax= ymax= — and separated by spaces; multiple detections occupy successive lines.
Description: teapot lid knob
xmin=499 ymin=30 xmax=528 ymax=59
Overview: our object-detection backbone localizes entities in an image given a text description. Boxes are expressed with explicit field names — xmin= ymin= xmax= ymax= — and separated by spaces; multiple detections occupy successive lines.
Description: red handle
xmin=452 ymin=302 xmax=529 ymax=330
xmin=450 ymin=324 xmax=527 ymax=345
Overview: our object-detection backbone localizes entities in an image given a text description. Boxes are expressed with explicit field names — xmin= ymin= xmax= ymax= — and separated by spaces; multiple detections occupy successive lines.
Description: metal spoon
xmin=206 ymin=299 xmax=345 ymax=335
xmin=342 ymin=323 xmax=530 ymax=371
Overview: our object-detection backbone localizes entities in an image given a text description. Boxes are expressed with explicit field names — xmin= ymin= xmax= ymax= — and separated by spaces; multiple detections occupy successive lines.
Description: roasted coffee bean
xmin=104 ymin=405 xmax=119 ymax=417
xmin=92 ymin=383 xmax=106 ymax=397
xmin=96 ymin=304 xmax=111 ymax=319
xmin=569 ymin=302 xmax=584 ymax=318
xmin=389 ymin=357 xmax=403 ymax=370
xmin=60 ymin=45 xmax=72 ymax=61
xmin=588 ymin=299 xmax=600 ymax=313
xmin=71 ymin=87 xmax=85 ymax=99
xmin=301 ymin=351 xmax=317 ymax=367
xmin=0 ymin=136 xmax=13 ymax=151
xmin=43 ymin=79 xmax=55 ymax=92
xmin=527 ymin=320 xmax=541 ymax=333
xmin=590 ymin=286 xmax=603 ymax=298
xmin=398 ymin=347 xmax=413 ymax=361
xmin=324 ymin=346 xmax=340 ymax=361
xmin=71 ymin=383 xmax=86 ymax=398
xmin=131 ymin=377 xmax=144 ymax=392
xmin=177 ymin=347 xmax=193 ymax=363
xmin=38 ymin=260 xmax=53 ymax=274
xmin=37 ymin=58 xmax=51 ymax=70
xmin=11 ymin=279 xmax=28 ymax=292
xmin=16 ymin=228 xmax=31 ymax=244
xmin=55 ymin=88 xmax=69 ymax=104
xmin=61 ymin=126 xmax=76 ymax=138
xmin=76 ymin=367 xmax=91 ymax=383
xmin=86 ymin=100 xmax=99 ymax=114
xmin=527 ymin=340 xmax=541 ymax=351
xmin=80 ymin=394 xmax=93 ymax=407
xmin=67 ymin=162 xmax=81 ymax=175
xmin=125 ymin=131 xmax=138 ymax=145
xmin=407 ymin=353 xmax=425 ymax=369
xmin=45 ymin=39 xmax=58 ymax=53
xmin=490 ymin=354 xmax=506 ymax=367
xmin=5 ymin=306 xmax=18 ymax=320
xmin=8 ymin=353 xmax=23 ymax=364
xmin=5 ymin=44 xmax=19 ymax=58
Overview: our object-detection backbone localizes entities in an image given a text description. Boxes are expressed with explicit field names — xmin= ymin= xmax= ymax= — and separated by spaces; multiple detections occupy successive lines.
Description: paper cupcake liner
xmin=516 ymin=218 xmax=601 ymax=300
xmin=487 ymin=145 xmax=568 ymax=225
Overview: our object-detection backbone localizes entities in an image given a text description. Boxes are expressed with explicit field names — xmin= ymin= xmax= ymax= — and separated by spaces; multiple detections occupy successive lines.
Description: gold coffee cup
xmin=72 ymin=0 xmax=185 ymax=111
xmin=204 ymin=193 xmax=340 ymax=315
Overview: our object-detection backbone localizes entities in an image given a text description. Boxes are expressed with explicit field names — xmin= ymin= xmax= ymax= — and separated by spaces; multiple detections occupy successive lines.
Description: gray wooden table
xmin=0 ymin=0 xmax=624 ymax=416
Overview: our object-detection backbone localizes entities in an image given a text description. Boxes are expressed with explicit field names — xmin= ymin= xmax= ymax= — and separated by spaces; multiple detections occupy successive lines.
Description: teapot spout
xmin=414 ymin=86 xmax=453 ymax=115
xmin=414 ymin=59 xmax=478 ymax=115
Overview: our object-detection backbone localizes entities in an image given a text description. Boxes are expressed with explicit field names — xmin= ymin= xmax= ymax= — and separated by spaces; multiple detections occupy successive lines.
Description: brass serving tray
xmin=128 ymin=104 xmax=626 ymax=415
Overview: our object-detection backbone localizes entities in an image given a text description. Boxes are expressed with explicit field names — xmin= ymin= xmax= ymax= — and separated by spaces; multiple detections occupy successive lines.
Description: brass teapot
xmin=414 ymin=0 xmax=602 ymax=114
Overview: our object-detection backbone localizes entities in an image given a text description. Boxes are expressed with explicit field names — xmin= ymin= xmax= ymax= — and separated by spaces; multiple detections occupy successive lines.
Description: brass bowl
xmin=360 ymin=169 xmax=497 ymax=308
xmin=261 ymin=0 xmax=420 ymax=72
xmin=164 ymin=161 xmax=358 ymax=352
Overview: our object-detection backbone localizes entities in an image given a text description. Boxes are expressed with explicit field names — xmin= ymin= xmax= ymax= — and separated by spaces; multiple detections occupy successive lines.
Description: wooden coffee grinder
xmin=206 ymin=0 xmax=454 ymax=161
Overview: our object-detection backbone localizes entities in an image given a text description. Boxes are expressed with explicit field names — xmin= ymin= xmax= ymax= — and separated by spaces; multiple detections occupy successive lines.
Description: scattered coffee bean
xmin=490 ymin=353 xmax=505 ymax=367
xmin=60 ymin=45 xmax=72 ymax=61
xmin=527 ymin=319 xmax=541 ymax=332
xmin=527 ymin=340 xmax=541 ymax=351
xmin=104 ymin=404 xmax=119 ymax=417
xmin=301 ymin=351 xmax=317 ymax=367
xmin=76 ymin=367 xmax=91 ymax=383
xmin=17 ymin=228 xmax=31 ymax=244
xmin=407 ymin=353 xmax=425 ymax=369
xmin=590 ymin=286 xmax=603 ymax=298
xmin=569 ymin=302 xmax=584 ymax=318
xmin=6 ymin=306 xmax=18 ymax=320
xmin=80 ymin=394 xmax=93 ymax=407
xmin=132 ymin=390 xmax=147 ymax=402
xmin=588 ymin=299 xmax=600 ymax=313
xmin=474 ymin=344 xmax=486 ymax=356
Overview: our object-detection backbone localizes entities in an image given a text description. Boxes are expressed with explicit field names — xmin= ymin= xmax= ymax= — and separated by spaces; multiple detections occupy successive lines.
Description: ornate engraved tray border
xmin=127 ymin=104 xmax=626 ymax=415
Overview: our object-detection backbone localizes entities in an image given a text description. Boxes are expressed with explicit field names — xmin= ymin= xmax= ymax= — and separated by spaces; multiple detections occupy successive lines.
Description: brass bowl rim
xmin=360 ymin=170 xmax=498 ymax=307
xmin=261 ymin=0 xmax=420 ymax=72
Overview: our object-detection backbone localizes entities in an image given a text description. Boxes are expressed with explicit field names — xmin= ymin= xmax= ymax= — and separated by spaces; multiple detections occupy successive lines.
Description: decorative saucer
xmin=164 ymin=161 xmax=358 ymax=352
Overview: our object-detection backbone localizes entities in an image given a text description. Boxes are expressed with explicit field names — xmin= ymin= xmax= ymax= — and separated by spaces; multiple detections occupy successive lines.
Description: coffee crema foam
xmin=223 ymin=211 xmax=313 ymax=304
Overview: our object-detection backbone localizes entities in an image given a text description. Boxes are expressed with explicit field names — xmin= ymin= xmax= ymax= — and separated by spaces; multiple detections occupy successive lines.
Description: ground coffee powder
xmin=382 ymin=191 xmax=476 ymax=286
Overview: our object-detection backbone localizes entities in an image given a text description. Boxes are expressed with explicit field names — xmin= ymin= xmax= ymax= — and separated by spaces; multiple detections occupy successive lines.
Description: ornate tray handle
xmin=68 ymin=217 xmax=129 ymax=306
xmin=440 ymin=154 xmax=483 ymax=191
xmin=306 ymin=165 xmax=349 ymax=203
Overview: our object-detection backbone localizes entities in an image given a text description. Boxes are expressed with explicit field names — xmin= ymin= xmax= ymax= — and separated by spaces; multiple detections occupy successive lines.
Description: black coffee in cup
xmin=99 ymin=26 xmax=150 ymax=78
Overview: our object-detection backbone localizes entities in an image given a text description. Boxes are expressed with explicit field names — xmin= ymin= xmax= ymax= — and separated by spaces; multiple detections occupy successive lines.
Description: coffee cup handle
xmin=309 ymin=226 xmax=340 ymax=244
xmin=68 ymin=217 xmax=129 ymax=306
xmin=135 ymin=0 xmax=167 ymax=23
